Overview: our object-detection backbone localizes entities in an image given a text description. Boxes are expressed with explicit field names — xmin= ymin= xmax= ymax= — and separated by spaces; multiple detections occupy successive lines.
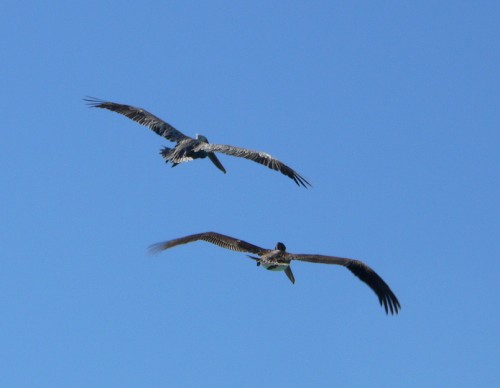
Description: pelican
xmin=149 ymin=232 xmax=401 ymax=315
xmin=84 ymin=97 xmax=310 ymax=187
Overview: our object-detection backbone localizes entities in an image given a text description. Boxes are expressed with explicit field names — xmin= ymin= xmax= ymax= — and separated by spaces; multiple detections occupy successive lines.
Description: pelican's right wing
xmin=84 ymin=97 xmax=189 ymax=143
xmin=149 ymin=232 xmax=266 ymax=255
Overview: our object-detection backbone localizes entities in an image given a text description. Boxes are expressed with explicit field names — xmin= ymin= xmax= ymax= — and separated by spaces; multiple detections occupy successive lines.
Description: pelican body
xmin=150 ymin=232 xmax=401 ymax=315
xmin=85 ymin=97 xmax=310 ymax=187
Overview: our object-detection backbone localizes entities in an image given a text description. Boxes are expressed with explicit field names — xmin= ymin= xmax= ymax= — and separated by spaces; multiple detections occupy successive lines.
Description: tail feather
xmin=160 ymin=147 xmax=172 ymax=159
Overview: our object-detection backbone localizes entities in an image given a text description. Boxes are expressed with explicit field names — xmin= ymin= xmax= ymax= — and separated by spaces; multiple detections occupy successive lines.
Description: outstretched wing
xmin=195 ymin=143 xmax=311 ymax=187
xmin=84 ymin=97 xmax=188 ymax=143
xmin=290 ymin=254 xmax=401 ymax=314
xmin=149 ymin=232 xmax=266 ymax=256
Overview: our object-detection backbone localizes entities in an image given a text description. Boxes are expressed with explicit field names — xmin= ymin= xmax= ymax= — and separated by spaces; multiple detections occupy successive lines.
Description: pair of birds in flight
xmin=86 ymin=97 xmax=401 ymax=315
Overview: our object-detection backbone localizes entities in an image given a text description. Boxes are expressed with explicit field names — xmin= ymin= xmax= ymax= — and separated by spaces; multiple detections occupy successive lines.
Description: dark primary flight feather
xmin=149 ymin=231 xmax=400 ymax=315
xmin=84 ymin=97 xmax=310 ymax=187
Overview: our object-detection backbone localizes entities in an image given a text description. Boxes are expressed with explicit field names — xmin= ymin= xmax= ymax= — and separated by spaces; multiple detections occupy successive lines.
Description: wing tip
xmin=296 ymin=176 xmax=312 ymax=188
xmin=289 ymin=170 xmax=312 ymax=188
xmin=381 ymin=294 xmax=401 ymax=315
xmin=83 ymin=96 xmax=106 ymax=108
xmin=147 ymin=242 xmax=168 ymax=256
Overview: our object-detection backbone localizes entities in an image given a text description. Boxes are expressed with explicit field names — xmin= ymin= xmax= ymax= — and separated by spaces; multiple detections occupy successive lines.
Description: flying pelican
xmin=149 ymin=232 xmax=401 ymax=315
xmin=84 ymin=97 xmax=310 ymax=187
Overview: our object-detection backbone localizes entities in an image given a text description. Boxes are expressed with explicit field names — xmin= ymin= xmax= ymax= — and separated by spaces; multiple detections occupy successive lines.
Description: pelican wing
xmin=84 ymin=97 xmax=188 ymax=143
xmin=290 ymin=254 xmax=400 ymax=314
xmin=149 ymin=232 xmax=266 ymax=255
xmin=195 ymin=143 xmax=311 ymax=187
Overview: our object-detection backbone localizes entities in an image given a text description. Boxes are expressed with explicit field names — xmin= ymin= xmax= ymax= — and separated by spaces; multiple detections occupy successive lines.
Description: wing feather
xmin=196 ymin=143 xmax=311 ymax=187
xmin=149 ymin=232 xmax=266 ymax=255
xmin=290 ymin=254 xmax=401 ymax=314
xmin=84 ymin=97 xmax=188 ymax=143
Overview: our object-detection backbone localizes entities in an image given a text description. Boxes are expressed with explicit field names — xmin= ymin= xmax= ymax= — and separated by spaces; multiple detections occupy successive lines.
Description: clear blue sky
xmin=1 ymin=1 xmax=498 ymax=386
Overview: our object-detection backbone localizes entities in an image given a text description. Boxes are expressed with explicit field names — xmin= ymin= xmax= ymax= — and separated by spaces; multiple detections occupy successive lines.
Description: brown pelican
xmin=149 ymin=232 xmax=401 ymax=315
xmin=84 ymin=97 xmax=310 ymax=187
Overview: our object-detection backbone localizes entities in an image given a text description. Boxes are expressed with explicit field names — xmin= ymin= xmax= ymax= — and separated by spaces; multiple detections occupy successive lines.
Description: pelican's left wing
xmin=195 ymin=143 xmax=311 ymax=188
xmin=290 ymin=254 xmax=401 ymax=315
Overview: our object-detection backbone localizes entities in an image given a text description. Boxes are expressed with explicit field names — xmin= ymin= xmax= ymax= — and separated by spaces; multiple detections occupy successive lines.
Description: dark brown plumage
xmin=84 ymin=97 xmax=310 ymax=187
xmin=150 ymin=232 xmax=401 ymax=315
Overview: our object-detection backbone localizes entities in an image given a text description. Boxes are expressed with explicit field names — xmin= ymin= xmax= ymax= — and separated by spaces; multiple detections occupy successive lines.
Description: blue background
xmin=1 ymin=1 xmax=498 ymax=386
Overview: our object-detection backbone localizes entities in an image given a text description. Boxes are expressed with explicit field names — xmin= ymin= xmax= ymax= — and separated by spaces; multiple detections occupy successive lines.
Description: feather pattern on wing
xmin=290 ymin=254 xmax=401 ymax=314
xmin=149 ymin=232 xmax=266 ymax=255
xmin=84 ymin=97 xmax=188 ymax=142
xmin=195 ymin=143 xmax=311 ymax=187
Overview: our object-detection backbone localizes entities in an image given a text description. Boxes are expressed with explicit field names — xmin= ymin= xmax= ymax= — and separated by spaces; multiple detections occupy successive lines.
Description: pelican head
xmin=275 ymin=242 xmax=286 ymax=251
xmin=196 ymin=134 xmax=209 ymax=143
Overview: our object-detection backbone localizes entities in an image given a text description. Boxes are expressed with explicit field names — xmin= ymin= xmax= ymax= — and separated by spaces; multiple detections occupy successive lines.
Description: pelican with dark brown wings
xmin=149 ymin=232 xmax=401 ymax=315
xmin=84 ymin=97 xmax=310 ymax=187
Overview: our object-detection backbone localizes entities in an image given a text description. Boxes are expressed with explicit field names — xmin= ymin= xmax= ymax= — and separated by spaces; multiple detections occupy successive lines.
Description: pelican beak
xmin=284 ymin=266 xmax=295 ymax=284
xmin=208 ymin=152 xmax=226 ymax=173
